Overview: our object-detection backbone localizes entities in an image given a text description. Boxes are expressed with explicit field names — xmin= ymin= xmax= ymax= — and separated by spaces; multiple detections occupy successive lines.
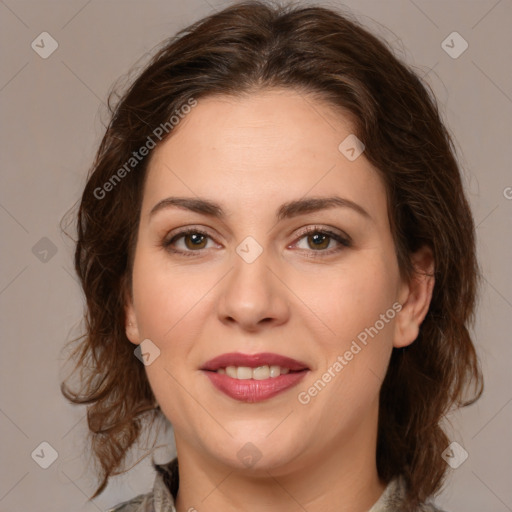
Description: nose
xmin=216 ymin=246 xmax=290 ymax=332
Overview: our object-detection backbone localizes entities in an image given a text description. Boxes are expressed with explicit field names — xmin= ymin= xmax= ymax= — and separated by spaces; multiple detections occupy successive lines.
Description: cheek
xmin=130 ymin=252 xmax=207 ymax=431
xmin=298 ymin=254 xmax=400 ymax=347
xmin=297 ymin=264 xmax=397 ymax=426
xmin=131 ymin=248 xmax=209 ymax=342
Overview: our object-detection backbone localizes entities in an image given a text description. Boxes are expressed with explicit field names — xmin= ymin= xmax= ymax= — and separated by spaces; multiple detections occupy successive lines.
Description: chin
xmin=204 ymin=434 xmax=306 ymax=474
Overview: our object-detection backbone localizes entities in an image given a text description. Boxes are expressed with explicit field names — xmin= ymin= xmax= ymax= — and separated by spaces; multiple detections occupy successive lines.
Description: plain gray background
xmin=1 ymin=0 xmax=511 ymax=511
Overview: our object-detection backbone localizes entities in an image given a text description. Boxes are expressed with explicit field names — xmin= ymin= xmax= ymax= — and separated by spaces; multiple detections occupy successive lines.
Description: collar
xmin=148 ymin=458 xmax=407 ymax=512
xmin=110 ymin=458 xmax=441 ymax=512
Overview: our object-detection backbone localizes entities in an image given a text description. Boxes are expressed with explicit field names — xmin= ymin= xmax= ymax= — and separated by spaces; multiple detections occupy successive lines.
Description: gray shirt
xmin=105 ymin=458 xmax=446 ymax=512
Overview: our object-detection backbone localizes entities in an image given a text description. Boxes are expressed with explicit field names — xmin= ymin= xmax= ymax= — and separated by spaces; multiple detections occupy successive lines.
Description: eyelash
xmin=162 ymin=225 xmax=351 ymax=258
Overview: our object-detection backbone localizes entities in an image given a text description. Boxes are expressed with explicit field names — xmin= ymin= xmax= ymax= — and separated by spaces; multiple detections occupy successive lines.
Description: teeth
xmin=253 ymin=366 xmax=270 ymax=380
xmin=237 ymin=367 xmax=252 ymax=380
xmin=225 ymin=366 xmax=237 ymax=378
xmin=221 ymin=365 xmax=292 ymax=379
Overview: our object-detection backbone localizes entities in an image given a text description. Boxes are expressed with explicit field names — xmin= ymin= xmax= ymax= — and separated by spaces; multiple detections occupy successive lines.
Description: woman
xmin=61 ymin=1 xmax=483 ymax=511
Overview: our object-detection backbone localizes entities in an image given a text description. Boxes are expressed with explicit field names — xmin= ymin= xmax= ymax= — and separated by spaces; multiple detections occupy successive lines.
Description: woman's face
xmin=125 ymin=89 xmax=424 ymax=475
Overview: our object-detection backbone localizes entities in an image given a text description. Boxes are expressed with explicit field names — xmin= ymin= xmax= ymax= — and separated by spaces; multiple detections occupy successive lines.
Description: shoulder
xmin=419 ymin=505 xmax=449 ymax=512
xmin=105 ymin=491 xmax=151 ymax=512
xmin=104 ymin=458 xmax=178 ymax=512
xmin=370 ymin=476 xmax=449 ymax=512
xmin=419 ymin=504 xmax=449 ymax=512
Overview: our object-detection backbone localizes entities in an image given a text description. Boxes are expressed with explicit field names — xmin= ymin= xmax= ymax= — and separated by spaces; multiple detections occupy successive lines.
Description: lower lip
xmin=202 ymin=370 xmax=308 ymax=403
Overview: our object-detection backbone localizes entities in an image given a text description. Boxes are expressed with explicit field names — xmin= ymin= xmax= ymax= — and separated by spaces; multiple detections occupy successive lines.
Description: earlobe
xmin=125 ymin=304 xmax=141 ymax=346
xmin=394 ymin=246 xmax=435 ymax=349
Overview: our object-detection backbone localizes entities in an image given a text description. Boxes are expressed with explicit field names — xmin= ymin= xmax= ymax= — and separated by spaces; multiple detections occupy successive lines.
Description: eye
xmin=162 ymin=225 xmax=351 ymax=257
xmin=291 ymin=225 xmax=351 ymax=257
xmin=163 ymin=228 xmax=215 ymax=256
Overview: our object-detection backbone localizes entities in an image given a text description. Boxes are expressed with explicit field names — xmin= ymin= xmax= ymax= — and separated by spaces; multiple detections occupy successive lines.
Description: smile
xmin=217 ymin=365 xmax=290 ymax=379
xmin=201 ymin=352 xmax=310 ymax=402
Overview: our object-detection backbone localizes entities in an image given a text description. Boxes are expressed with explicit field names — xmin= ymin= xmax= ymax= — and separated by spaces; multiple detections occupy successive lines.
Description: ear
xmin=123 ymin=276 xmax=142 ymax=346
xmin=394 ymin=245 xmax=435 ymax=349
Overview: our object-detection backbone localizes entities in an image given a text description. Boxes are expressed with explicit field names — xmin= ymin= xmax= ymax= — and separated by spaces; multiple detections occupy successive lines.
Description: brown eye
xmin=293 ymin=227 xmax=351 ymax=257
xmin=306 ymin=232 xmax=331 ymax=250
xmin=182 ymin=232 xmax=208 ymax=250
xmin=163 ymin=226 xmax=351 ymax=258
xmin=163 ymin=228 xmax=213 ymax=256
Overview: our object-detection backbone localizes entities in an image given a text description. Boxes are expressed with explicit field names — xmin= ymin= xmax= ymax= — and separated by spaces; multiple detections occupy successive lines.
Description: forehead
xmin=142 ymin=89 xmax=387 ymax=222
xmin=153 ymin=89 xmax=357 ymax=163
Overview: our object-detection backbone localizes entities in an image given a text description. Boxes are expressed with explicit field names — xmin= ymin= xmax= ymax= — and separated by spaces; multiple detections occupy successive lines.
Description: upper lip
xmin=201 ymin=352 xmax=309 ymax=371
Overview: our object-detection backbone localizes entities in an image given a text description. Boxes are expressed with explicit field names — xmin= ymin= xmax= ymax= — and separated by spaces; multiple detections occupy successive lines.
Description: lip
xmin=201 ymin=352 xmax=310 ymax=403
xmin=200 ymin=352 xmax=309 ymax=372
xmin=203 ymin=370 xmax=309 ymax=403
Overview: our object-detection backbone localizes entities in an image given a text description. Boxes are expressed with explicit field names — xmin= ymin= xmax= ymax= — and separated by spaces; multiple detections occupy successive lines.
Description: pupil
xmin=310 ymin=233 xmax=327 ymax=248
xmin=185 ymin=233 xmax=206 ymax=249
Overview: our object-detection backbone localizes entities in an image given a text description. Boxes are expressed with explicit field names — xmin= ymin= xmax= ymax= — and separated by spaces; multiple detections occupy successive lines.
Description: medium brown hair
xmin=61 ymin=1 xmax=483 ymax=509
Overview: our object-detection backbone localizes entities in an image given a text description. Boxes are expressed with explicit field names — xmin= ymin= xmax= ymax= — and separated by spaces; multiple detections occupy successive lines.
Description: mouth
xmin=200 ymin=352 xmax=310 ymax=402
xmin=214 ymin=365 xmax=296 ymax=380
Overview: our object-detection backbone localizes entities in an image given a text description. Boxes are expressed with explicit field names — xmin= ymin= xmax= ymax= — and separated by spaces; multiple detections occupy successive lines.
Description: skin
xmin=125 ymin=88 xmax=434 ymax=512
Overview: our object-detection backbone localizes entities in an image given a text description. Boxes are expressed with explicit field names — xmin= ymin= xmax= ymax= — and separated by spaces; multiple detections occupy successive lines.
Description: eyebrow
xmin=149 ymin=195 xmax=371 ymax=222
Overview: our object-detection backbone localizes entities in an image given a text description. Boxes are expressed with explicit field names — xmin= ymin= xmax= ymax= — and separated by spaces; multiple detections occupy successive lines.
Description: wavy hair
xmin=60 ymin=1 xmax=483 ymax=509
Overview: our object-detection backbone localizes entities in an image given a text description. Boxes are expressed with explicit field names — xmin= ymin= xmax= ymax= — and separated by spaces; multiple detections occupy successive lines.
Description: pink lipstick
xmin=201 ymin=352 xmax=309 ymax=403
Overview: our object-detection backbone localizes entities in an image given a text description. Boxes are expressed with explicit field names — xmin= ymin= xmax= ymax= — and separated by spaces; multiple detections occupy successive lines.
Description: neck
xmin=174 ymin=401 xmax=386 ymax=512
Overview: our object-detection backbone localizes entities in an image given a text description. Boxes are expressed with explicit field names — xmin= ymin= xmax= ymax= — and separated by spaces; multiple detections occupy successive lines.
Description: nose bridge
xmin=217 ymin=235 xmax=289 ymax=329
